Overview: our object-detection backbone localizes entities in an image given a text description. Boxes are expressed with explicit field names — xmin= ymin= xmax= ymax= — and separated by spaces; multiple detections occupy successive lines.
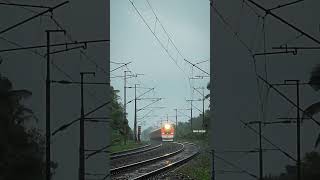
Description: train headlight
xmin=164 ymin=124 xmax=171 ymax=130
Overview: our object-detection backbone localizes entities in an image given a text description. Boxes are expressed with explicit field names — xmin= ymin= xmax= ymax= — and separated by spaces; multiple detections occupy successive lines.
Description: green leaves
xmin=315 ymin=133 xmax=320 ymax=148
xmin=302 ymin=101 xmax=320 ymax=123
xmin=307 ymin=65 xmax=320 ymax=148
xmin=0 ymin=74 xmax=50 ymax=179
xmin=309 ymin=64 xmax=320 ymax=91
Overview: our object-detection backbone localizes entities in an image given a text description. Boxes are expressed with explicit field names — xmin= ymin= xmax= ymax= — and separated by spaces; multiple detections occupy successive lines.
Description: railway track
xmin=111 ymin=142 xmax=199 ymax=180
xmin=111 ymin=143 xmax=162 ymax=159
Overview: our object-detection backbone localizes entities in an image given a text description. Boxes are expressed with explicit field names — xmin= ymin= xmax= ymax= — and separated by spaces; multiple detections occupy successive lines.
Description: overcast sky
xmin=111 ymin=0 xmax=210 ymax=130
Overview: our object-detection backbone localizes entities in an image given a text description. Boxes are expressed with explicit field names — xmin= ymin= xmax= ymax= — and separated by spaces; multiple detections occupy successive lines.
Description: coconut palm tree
xmin=303 ymin=64 xmax=320 ymax=148
xmin=0 ymin=74 xmax=51 ymax=180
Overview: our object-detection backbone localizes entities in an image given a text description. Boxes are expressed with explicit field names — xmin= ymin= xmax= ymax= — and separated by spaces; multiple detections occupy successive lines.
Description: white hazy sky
xmin=110 ymin=0 xmax=210 ymax=131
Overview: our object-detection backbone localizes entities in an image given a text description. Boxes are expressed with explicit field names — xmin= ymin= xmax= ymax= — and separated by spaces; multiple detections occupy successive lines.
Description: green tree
xmin=302 ymin=64 xmax=320 ymax=147
xmin=264 ymin=152 xmax=320 ymax=180
xmin=0 ymin=74 xmax=56 ymax=180
xmin=110 ymin=87 xmax=131 ymax=144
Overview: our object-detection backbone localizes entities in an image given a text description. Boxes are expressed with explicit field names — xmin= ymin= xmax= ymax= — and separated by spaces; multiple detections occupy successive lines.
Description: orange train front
xmin=149 ymin=122 xmax=175 ymax=142
xmin=161 ymin=123 xmax=174 ymax=141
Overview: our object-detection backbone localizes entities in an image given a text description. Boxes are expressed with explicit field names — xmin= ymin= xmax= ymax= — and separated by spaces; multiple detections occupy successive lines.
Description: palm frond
xmin=9 ymin=90 xmax=32 ymax=99
xmin=315 ymin=133 xmax=320 ymax=148
xmin=302 ymin=101 xmax=320 ymax=122
xmin=309 ymin=64 xmax=320 ymax=91
xmin=13 ymin=106 xmax=37 ymax=124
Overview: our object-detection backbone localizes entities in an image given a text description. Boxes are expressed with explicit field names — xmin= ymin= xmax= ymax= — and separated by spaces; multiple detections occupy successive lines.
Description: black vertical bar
xmin=191 ymin=101 xmax=193 ymax=130
xmin=212 ymin=149 xmax=215 ymax=180
xmin=175 ymin=109 xmax=178 ymax=131
xmin=124 ymin=71 xmax=127 ymax=144
xmin=134 ymin=84 xmax=137 ymax=142
xmin=46 ymin=31 xmax=51 ymax=180
xmin=210 ymin=0 xmax=214 ymax=179
xmin=259 ymin=122 xmax=263 ymax=180
xmin=296 ymin=81 xmax=301 ymax=180
xmin=202 ymin=87 xmax=205 ymax=129
xmin=78 ymin=72 xmax=94 ymax=180
xmin=79 ymin=73 xmax=85 ymax=180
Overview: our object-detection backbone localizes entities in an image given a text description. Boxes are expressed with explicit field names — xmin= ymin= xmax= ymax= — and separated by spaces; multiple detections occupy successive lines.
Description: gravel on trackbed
xmin=111 ymin=142 xmax=182 ymax=169
xmin=111 ymin=143 xmax=199 ymax=180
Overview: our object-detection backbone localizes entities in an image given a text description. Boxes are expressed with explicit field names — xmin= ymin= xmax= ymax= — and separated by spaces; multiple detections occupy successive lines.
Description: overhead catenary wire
xmin=240 ymin=119 xmax=296 ymax=162
xmin=49 ymin=15 xmax=112 ymax=76
xmin=52 ymin=100 xmax=112 ymax=136
xmin=0 ymin=1 xmax=69 ymax=35
xmin=127 ymin=0 xmax=192 ymax=91
xmin=212 ymin=0 xmax=300 ymax=166
xmin=212 ymin=3 xmax=265 ymax=120
xmin=145 ymin=0 xmax=185 ymax=60
xmin=214 ymin=153 xmax=258 ymax=179
xmin=0 ymin=41 xmax=109 ymax=110
xmin=1 ymin=0 xmax=111 ymax=132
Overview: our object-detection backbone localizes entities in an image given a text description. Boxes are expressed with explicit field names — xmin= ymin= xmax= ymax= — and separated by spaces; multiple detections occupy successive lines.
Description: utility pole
xmin=174 ymin=108 xmax=191 ymax=129
xmin=284 ymin=80 xmax=301 ymax=180
xmin=212 ymin=149 xmax=215 ymax=180
xmin=245 ymin=121 xmax=263 ymax=180
xmin=267 ymin=79 xmax=302 ymax=180
xmin=45 ymin=30 xmax=50 ymax=180
xmin=79 ymin=72 xmax=95 ymax=180
xmin=296 ymin=80 xmax=301 ymax=180
xmin=134 ymin=84 xmax=138 ymax=142
xmin=194 ymin=87 xmax=206 ymax=129
xmin=123 ymin=70 xmax=130 ymax=144
xmin=127 ymin=84 xmax=155 ymax=142
xmin=259 ymin=122 xmax=263 ymax=180
xmin=123 ymin=71 xmax=143 ymax=144
xmin=202 ymin=87 xmax=205 ymax=129
xmin=190 ymin=100 xmax=193 ymax=130
xmin=46 ymin=29 xmax=65 ymax=180
xmin=174 ymin=109 xmax=178 ymax=131
xmin=186 ymin=99 xmax=202 ymax=130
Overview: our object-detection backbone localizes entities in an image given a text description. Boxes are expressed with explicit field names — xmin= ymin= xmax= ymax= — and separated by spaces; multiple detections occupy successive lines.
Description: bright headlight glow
xmin=164 ymin=124 xmax=171 ymax=130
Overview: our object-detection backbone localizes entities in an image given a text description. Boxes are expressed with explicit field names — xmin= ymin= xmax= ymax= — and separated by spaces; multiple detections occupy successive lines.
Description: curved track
xmin=110 ymin=143 xmax=162 ymax=159
xmin=111 ymin=142 xmax=199 ymax=180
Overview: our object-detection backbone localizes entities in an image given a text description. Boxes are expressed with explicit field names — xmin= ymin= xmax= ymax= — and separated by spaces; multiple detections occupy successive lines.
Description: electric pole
xmin=45 ymin=30 xmax=50 ymax=180
xmin=284 ymin=80 xmax=301 ymax=180
xmin=212 ymin=149 xmax=215 ymax=180
xmin=190 ymin=100 xmax=193 ymax=129
xmin=186 ymin=99 xmax=202 ymax=130
xmin=269 ymin=79 xmax=302 ymax=180
xmin=296 ymin=80 xmax=301 ymax=180
xmin=134 ymin=84 xmax=138 ymax=142
xmin=245 ymin=121 xmax=263 ymax=180
xmin=202 ymin=87 xmax=205 ymax=129
xmin=194 ymin=87 xmax=206 ymax=129
xmin=123 ymin=70 xmax=130 ymax=144
xmin=46 ymin=29 xmax=65 ymax=180
xmin=174 ymin=109 xmax=178 ymax=131
xmin=122 ymin=73 xmax=143 ymax=142
xmin=259 ymin=122 xmax=263 ymax=180
xmin=79 ymin=72 xmax=95 ymax=180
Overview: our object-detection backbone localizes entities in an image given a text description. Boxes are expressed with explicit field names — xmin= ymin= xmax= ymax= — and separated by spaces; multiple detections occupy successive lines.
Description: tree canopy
xmin=0 ymin=74 xmax=56 ymax=180
xmin=265 ymin=151 xmax=320 ymax=180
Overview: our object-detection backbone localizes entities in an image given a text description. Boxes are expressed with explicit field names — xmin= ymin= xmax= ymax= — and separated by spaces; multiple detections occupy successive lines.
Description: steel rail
xmin=111 ymin=144 xmax=162 ymax=159
xmin=110 ymin=142 xmax=184 ymax=174
xmin=110 ymin=144 xmax=151 ymax=156
xmin=132 ymin=142 xmax=199 ymax=180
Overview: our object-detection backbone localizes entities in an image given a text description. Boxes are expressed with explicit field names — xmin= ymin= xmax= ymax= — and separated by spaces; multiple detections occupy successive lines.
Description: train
xmin=149 ymin=122 xmax=175 ymax=142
